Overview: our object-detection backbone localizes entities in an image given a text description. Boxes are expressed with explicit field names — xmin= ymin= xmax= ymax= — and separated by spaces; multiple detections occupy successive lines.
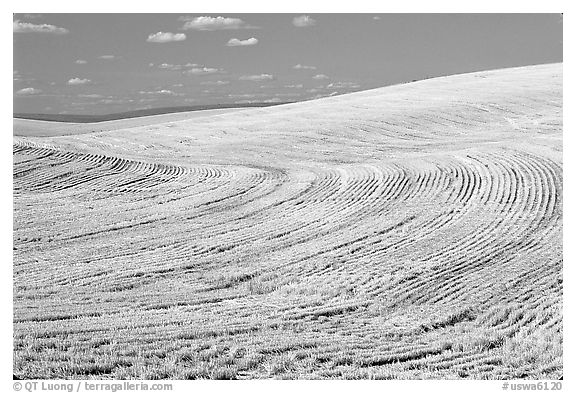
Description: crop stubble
xmin=13 ymin=64 xmax=562 ymax=379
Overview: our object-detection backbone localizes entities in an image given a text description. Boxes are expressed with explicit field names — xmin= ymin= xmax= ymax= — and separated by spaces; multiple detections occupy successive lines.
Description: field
xmin=13 ymin=64 xmax=562 ymax=379
xmin=13 ymin=108 xmax=249 ymax=137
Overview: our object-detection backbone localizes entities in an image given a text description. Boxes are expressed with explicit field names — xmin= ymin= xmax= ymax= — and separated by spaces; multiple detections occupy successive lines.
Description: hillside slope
xmin=13 ymin=63 xmax=562 ymax=379
xmin=13 ymin=108 xmax=250 ymax=137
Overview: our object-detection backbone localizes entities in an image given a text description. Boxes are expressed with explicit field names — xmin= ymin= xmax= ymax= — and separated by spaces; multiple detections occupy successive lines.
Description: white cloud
xmin=293 ymin=64 xmax=316 ymax=70
xmin=313 ymin=74 xmax=329 ymax=80
xmin=180 ymin=16 xmax=255 ymax=31
xmin=13 ymin=20 xmax=68 ymax=34
xmin=184 ymin=67 xmax=220 ymax=75
xmin=98 ymin=55 xmax=116 ymax=60
xmin=327 ymin=82 xmax=361 ymax=89
xmin=15 ymin=87 xmax=41 ymax=95
xmin=285 ymin=84 xmax=304 ymax=89
xmin=75 ymin=59 xmax=87 ymax=64
xmin=139 ymin=89 xmax=177 ymax=96
xmin=201 ymin=80 xmax=230 ymax=86
xmin=373 ymin=16 xmax=381 ymax=20
xmin=156 ymin=63 xmax=204 ymax=71
xmin=99 ymin=98 xmax=128 ymax=104
xmin=147 ymin=32 xmax=186 ymax=43
xmin=239 ymin=74 xmax=275 ymax=82
xmin=226 ymin=37 xmax=258 ymax=46
xmin=13 ymin=72 xmax=36 ymax=84
xmin=158 ymin=63 xmax=182 ymax=70
xmin=228 ymin=93 xmax=257 ymax=99
xmin=274 ymin=92 xmax=301 ymax=97
xmin=67 ymin=78 xmax=91 ymax=85
xmin=292 ymin=15 xmax=316 ymax=27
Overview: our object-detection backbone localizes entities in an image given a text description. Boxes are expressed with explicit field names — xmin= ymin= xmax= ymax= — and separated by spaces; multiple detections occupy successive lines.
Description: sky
xmin=13 ymin=13 xmax=563 ymax=115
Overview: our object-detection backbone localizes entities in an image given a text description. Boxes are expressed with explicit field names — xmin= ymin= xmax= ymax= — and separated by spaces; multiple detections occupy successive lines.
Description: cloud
xmin=313 ymin=74 xmax=329 ymax=80
xmin=75 ymin=59 xmax=87 ymax=64
xmin=98 ymin=55 xmax=116 ymax=60
xmin=13 ymin=20 xmax=68 ymax=34
xmin=285 ymin=84 xmax=304 ymax=88
xmin=226 ymin=37 xmax=258 ymax=46
xmin=292 ymin=15 xmax=316 ymax=27
xmin=293 ymin=64 xmax=316 ymax=70
xmin=373 ymin=16 xmax=381 ymax=20
xmin=239 ymin=74 xmax=275 ymax=82
xmin=158 ymin=63 xmax=184 ymax=70
xmin=157 ymin=90 xmax=176 ymax=95
xmin=99 ymin=98 xmax=131 ymax=104
xmin=180 ymin=16 xmax=256 ymax=31
xmin=15 ymin=87 xmax=41 ymax=95
xmin=67 ymin=78 xmax=91 ymax=85
xmin=228 ymin=93 xmax=257 ymax=99
xmin=147 ymin=32 xmax=186 ymax=43
xmin=273 ymin=92 xmax=301 ymax=97
xmin=156 ymin=63 xmax=218 ymax=73
xmin=201 ymin=80 xmax=230 ymax=86
xmin=327 ymin=82 xmax=361 ymax=89
xmin=139 ymin=89 xmax=177 ymax=96
xmin=184 ymin=67 xmax=220 ymax=75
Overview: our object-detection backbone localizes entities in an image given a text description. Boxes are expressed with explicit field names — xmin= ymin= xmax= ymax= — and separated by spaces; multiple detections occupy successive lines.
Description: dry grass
xmin=13 ymin=64 xmax=562 ymax=379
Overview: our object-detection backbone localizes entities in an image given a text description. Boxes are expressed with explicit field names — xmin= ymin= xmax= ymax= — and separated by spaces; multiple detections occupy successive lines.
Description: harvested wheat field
xmin=13 ymin=108 xmax=250 ymax=138
xmin=13 ymin=63 xmax=562 ymax=380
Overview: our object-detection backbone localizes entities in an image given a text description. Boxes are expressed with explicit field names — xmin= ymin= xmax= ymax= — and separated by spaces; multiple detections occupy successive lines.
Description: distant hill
xmin=14 ymin=102 xmax=292 ymax=123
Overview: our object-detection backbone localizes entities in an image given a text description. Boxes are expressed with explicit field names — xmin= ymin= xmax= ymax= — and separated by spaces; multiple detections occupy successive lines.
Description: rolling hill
xmin=13 ymin=63 xmax=562 ymax=379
